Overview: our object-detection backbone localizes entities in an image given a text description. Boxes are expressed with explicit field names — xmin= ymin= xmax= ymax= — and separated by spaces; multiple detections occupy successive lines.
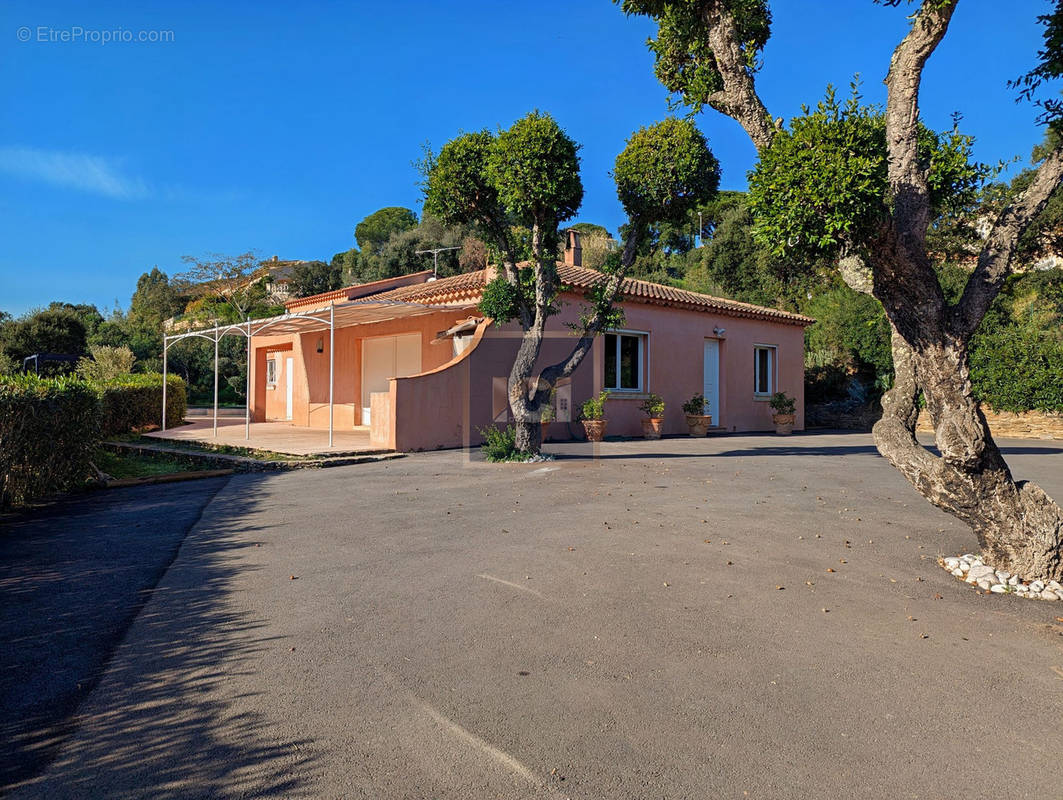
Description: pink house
xmin=247 ymin=234 xmax=813 ymax=451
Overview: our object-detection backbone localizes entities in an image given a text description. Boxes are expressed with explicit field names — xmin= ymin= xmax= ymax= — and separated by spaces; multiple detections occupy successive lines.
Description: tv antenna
xmin=416 ymin=246 xmax=461 ymax=278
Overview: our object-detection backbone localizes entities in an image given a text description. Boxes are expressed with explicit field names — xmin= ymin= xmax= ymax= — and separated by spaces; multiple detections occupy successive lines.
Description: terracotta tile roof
xmin=286 ymin=270 xmax=435 ymax=310
xmin=370 ymin=265 xmax=814 ymax=326
xmin=291 ymin=264 xmax=813 ymax=326
xmin=555 ymin=264 xmax=815 ymax=326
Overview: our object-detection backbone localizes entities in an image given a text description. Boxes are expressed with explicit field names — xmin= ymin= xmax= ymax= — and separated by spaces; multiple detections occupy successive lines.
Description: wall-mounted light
xmin=713 ymin=326 xmax=727 ymax=337
xmin=316 ymin=337 xmax=324 ymax=353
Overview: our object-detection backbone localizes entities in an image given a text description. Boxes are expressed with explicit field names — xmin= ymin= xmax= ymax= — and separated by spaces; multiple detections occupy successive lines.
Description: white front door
xmin=361 ymin=334 xmax=422 ymax=425
xmin=285 ymin=356 xmax=294 ymax=421
xmin=703 ymin=339 xmax=720 ymax=426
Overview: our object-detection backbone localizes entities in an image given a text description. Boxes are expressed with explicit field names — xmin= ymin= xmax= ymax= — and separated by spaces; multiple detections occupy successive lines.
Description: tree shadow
xmin=0 ymin=476 xmax=317 ymax=797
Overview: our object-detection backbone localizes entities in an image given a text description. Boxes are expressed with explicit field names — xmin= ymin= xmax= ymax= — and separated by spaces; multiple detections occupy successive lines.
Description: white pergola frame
xmin=162 ymin=298 xmax=472 ymax=449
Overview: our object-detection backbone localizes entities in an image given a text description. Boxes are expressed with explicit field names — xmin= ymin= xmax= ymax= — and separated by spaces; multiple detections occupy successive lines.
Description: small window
xmin=266 ymin=358 xmax=277 ymax=386
xmin=754 ymin=345 xmax=775 ymax=395
xmin=604 ymin=332 xmax=645 ymax=391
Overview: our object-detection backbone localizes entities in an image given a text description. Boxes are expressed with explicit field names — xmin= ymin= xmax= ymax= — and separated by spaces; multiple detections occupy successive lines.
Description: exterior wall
xmin=386 ymin=292 xmax=807 ymax=450
xmin=249 ymin=308 xmax=473 ymax=429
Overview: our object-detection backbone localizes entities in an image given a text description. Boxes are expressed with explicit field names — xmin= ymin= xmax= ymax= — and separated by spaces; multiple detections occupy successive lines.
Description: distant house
xmin=248 ymin=231 xmax=813 ymax=450
xmin=261 ymin=256 xmax=309 ymax=303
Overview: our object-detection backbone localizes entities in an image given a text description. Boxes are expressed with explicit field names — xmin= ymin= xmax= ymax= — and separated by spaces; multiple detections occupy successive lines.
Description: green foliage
xmin=487 ymin=111 xmax=583 ymax=249
xmin=639 ymin=392 xmax=665 ymax=417
xmin=748 ymin=86 xmax=987 ymax=263
xmin=77 ymin=345 xmax=136 ymax=382
xmin=769 ymin=391 xmax=796 ymax=415
xmin=970 ymin=327 xmax=1063 ymax=413
xmin=682 ymin=393 xmax=707 ymax=415
xmin=95 ymin=373 xmax=187 ymax=437
xmin=0 ymin=307 xmax=88 ymax=373
xmin=804 ymin=364 xmax=850 ymax=404
xmin=580 ymin=390 xmax=610 ymax=420
xmin=0 ymin=374 xmax=100 ymax=507
xmin=614 ymin=118 xmax=720 ymax=228
xmin=129 ymin=268 xmax=185 ymax=329
xmin=422 ymin=131 xmax=505 ymax=234
xmin=288 ymin=260 xmax=343 ymax=298
xmin=1009 ymin=1 xmax=1063 ymax=126
xmin=354 ymin=207 xmax=419 ymax=254
xmin=804 ymin=286 xmax=893 ymax=386
xmin=621 ymin=0 xmax=772 ymax=113
xmin=478 ymin=424 xmax=525 ymax=462
xmin=478 ymin=275 xmax=525 ymax=323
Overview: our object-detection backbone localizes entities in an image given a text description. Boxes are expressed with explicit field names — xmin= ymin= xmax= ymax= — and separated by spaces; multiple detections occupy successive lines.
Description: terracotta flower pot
xmin=772 ymin=413 xmax=795 ymax=435
xmin=685 ymin=414 xmax=712 ymax=437
xmin=582 ymin=419 xmax=607 ymax=442
xmin=641 ymin=418 xmax=664 ymax=440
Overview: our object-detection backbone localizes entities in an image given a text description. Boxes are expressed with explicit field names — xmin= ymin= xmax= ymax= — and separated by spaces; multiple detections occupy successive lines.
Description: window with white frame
xmin=753 ymin=345 xmax=775 ymax=395
xmin=266 ymin=358 xmax=277 ymax=386
xmin=604 ymin=331 xmax=646 ymax=391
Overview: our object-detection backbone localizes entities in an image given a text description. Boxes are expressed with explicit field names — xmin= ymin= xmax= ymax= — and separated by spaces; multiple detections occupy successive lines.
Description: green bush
xmin=478 ymin=425 xmax=524 ymax=462
xmin=970 ymin=328 xmax=1063 ymax=413
xmin=96 ymin=373 xmax=187 ymax=436
xmin=0 ymin=374 xmax=100 ymax=507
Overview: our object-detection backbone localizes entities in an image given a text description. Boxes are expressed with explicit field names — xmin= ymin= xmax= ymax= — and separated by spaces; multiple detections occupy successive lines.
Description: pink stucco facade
xmin=249 ymin=268 xmax=810 ymax=451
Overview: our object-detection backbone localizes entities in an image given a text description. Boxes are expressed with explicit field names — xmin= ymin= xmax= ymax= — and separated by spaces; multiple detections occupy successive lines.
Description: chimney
xmin=564 ymin=229 xmax=582 ymax=267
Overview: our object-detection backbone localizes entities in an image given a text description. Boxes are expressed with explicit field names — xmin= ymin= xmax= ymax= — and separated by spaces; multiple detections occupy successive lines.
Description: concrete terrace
xmin=144 ymin=418 xmax=382 ymax=456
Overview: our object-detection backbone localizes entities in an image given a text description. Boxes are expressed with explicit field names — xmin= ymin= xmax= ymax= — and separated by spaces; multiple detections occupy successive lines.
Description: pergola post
xmin=212 ymin=325 xmax=219 ymax=438
xmin=161 ymin=339 xmax=168 ymax=432
xmin=245 ymin=318 xmax=251 ymax=441
xmin=328 ymin=302 xmax=335 ymax=448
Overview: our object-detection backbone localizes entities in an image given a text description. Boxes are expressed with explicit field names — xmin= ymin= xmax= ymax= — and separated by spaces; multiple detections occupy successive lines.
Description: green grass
xmin=94 ymin=448 xmax=211 ymax=480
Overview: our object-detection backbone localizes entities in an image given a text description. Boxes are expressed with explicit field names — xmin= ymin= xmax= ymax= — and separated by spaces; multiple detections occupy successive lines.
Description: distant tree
xmin=128 ymin=268 xmax=185 ymax=329
xmin=47 ymin=302 xmax=104 ymax=339
xmin=355 ymin=207 xmax=419 ymax=255
xmin=568 ymin=222 xmax=612 ymax=238
xmin=175 ymin=252 xmax=276 ymax=322
xmin=288 ymin=260 xmax=343 ymax=298
xmin=0 ymin=308 xmax=88 ymax=366
xmin=424 ymin=112 xmax=718 ymax=453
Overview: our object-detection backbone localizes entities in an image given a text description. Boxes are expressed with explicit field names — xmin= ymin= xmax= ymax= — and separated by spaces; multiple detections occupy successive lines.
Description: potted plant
xmin=769 ymin=391 xmax=796 ymax=435
xmin=540 ymin=389 xmax=556 ymax=442
xmin=580 ymin=390 xmax=609 ymax=442
xmin=639 ymin=393 xmax=665 ymax=439
xmin=682 ymin=393 xmax=713 ymax=437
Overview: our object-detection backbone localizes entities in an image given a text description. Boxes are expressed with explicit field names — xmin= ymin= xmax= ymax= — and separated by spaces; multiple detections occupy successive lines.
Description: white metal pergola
xmin=162 ymin=298 xmax=472 ymax=448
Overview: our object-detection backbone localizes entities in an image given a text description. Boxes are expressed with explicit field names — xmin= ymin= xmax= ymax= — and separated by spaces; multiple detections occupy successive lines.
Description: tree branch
xmin=951 ymin=145 xmax=1063 ymax=339
xmin=883 ymin=0 xmax=958 ymax=248
xmin=702 ymin=1 xmax=778 ymax=152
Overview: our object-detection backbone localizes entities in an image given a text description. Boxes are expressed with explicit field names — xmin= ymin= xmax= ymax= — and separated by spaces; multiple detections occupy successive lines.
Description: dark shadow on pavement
xmin=0 ymin=476 xmax=317 ymax=797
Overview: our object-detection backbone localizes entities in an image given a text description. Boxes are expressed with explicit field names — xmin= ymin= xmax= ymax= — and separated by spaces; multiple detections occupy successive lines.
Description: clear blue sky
xmin=0 ymin=0 xmax=1053 ymax=316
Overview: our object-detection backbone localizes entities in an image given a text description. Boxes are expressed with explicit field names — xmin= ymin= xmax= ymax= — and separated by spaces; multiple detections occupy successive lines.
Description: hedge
xmin=96 ymin=373 xmax=187 ymax=437
xmin=970 ymin=329 xmax=1063 ymax=413
xmin=0 ymin=374 xmax=100 ymax=507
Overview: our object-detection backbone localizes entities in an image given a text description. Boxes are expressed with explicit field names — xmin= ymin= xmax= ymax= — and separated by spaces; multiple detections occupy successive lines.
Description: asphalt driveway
xmin=5 ymin=432 xmax=1063 ymax=798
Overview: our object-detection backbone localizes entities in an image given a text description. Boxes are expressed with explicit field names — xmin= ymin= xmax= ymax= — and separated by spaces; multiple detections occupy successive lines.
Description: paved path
xmin=6 ymin=432 xmax=1063 ymax=798
xmin=0 ymin=477 xmax=230 ymax=792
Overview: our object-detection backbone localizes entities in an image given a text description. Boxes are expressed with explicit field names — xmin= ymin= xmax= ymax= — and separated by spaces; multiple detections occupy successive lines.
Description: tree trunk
xmin=874 ymin=327 xmax=1063 ymax=582
xmin=514 ymin=416 xmax=542 ymax=454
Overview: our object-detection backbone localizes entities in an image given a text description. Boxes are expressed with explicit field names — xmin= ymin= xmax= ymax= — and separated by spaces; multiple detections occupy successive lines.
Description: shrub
xmin=580 ymin=390 xmax=609 ymax=420
xmin=970 ymin=328 xmax=1063 ymax=413
xmin=639 ymin=393 xmax=665 ymax=418
xmin=769 ymin=391 xmax=796 ymax=416
xmin=96 ymin=373 xmax=187 ymax=436
xmin=682 ymin=393 xmax=708 ymax=415
xmin=479 ymin=425 xmax=524 ymax=462
xmin=804 ymin=364 xmax=850 ymax=404
xmin=0 ymin=374 xmax=100 ymax=507
xmin=77 ymin=345 xmax=135 ymax=382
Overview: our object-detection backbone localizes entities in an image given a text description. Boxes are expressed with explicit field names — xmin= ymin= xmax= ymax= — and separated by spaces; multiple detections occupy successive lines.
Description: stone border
xmin=939 ymin=554 xmax=1062 ymax=600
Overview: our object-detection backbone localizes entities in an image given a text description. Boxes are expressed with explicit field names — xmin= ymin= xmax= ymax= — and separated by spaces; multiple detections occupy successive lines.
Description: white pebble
xmin=1041 ymin=590 xmax=1059 ymax=601
xmin=990 ymin=584 xmax=1007 ymax=593
xmin=951 ymin=568 xmax=964 ymax=577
